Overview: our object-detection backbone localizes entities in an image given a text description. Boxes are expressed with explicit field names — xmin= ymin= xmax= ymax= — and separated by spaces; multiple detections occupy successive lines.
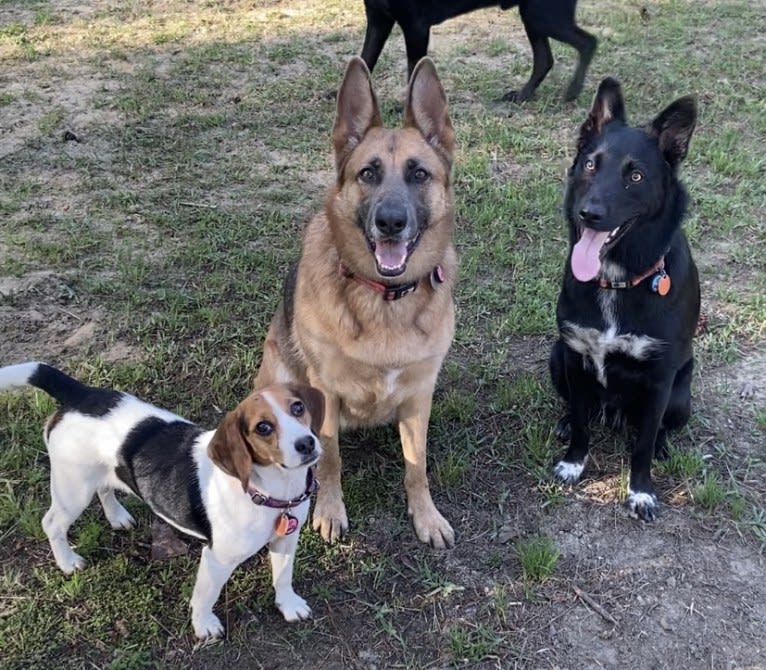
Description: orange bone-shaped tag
xmin=275 ymin=513 xmax=299 ymax=536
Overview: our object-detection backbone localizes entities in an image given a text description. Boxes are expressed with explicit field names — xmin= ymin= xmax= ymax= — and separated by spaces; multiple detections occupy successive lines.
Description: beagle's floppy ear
xmin=208 ymin=409 xmax=252 ymax=491
xmin=290 ymin=385 xmax=325 ymax=436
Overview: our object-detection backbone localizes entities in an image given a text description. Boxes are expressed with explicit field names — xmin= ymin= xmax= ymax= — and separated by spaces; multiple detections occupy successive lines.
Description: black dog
xmin=360 ymin=0 xmax=596 ymax=102
xmin=549 ymin=77 xmax=699 ymax=521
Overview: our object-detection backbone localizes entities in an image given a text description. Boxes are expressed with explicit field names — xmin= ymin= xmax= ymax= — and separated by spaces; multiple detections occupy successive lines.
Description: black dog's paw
xmin=552 ymin=458 xmax=585 ymax=484
xmin=500 ymin=89 xmax=531 ymax=104
xmin=554 ymin=414 xmax=571 ymax=442
xmin=627 ymin=489 xmax=659 ymax=521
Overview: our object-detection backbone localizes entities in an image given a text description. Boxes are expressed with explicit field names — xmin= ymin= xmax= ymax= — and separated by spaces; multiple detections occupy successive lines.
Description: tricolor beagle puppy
xmin=0 ymin=362 xmax=324 ymax=639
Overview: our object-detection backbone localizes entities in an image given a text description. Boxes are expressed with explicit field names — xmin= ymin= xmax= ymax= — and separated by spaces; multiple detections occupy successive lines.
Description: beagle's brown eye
xmin=254 ymin=421 xmax=274 ymax=436
xmin=290 ymin=401 xmax=305 ymax=417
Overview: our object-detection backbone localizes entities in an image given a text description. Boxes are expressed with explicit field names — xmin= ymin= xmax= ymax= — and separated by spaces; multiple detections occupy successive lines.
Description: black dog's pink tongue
xmin=571 ymin=228 xmax=610 ymax=281
xmin=375 ymin=240 xmax=408 ymax=273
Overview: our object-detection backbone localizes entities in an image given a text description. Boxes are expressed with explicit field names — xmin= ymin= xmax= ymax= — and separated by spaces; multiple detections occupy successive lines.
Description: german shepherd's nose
xmin=375 ymin=200 xmax=408 ymax=237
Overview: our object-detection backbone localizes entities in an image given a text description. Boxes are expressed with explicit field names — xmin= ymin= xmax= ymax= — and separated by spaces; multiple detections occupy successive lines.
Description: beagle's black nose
xmin=294 ymin=435 xmax=316 ymax=455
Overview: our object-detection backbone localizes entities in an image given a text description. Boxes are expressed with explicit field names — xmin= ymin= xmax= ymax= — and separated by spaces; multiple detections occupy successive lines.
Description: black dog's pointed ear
xmin=332 ymin=57 xmax=382 ymax=174
xmin=647 ymin=95 xmax=697 ymax=169
xmin=578 ymin=77 xmax=626 ymax=153
xmin=290 ymin=385 xmax=326 ymax=436
xmin=208 ymin=409 xmax=251 ymax=492
xmin=404 ymin=57 xmax=455 ymax=167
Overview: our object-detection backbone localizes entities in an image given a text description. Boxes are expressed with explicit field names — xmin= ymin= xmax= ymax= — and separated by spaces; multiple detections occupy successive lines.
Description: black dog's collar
xmin=596 ymin=257 xmax=670 ymax=295
xmin=248 ymin=468 xmax=318 ymax=509
xmin=340 ymin=263 xmax=444 ymax=301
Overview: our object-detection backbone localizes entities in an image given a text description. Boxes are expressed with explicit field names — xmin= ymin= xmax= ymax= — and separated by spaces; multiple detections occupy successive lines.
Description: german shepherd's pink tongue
xmin=375 ymin=240 xmax=409 ymax=273
xmin=571 ymin=228 xmax=610 ymax=281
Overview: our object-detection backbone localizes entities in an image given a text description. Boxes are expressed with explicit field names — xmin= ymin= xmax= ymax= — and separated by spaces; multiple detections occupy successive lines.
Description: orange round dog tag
xmin=275 ymin=513 xmax=299 ymax=536
xmin=651 ymin=272 xmax=671 ymax=296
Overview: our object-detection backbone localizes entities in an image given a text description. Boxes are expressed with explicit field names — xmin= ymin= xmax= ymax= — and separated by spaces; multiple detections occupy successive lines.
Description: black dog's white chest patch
xmin=563 ymin=322 xmax=663 ymax=387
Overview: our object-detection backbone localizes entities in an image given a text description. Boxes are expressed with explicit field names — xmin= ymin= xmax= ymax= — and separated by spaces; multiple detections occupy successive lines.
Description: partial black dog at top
xmin=360 ymin=0 xmax=597 ymax=102
xmin=549 ymin=77 xmax=700 ymax=521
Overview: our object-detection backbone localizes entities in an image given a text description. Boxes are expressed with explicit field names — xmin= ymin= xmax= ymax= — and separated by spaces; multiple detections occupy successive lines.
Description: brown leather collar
xmin=596 ymin=257 xmax=670 ymax=295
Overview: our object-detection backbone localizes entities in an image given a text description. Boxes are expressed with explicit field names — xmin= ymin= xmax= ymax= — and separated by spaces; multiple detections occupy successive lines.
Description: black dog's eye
xmin=254 ymin=421 xmax=274 ymax=436
xmin=290 ymin=401 xmax=305 ymax=417
xmin=584 ymin=158 xmax=596 ymax=171
xmin=630 ymin=170 xmax=644 ymax=183
xmin=358 ymin=167 xmax=376 ymax=184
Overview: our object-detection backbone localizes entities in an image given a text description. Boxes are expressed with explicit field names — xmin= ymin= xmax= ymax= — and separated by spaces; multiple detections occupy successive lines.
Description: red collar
xmin=340 ymin=263 xmax=444 ymax=301
xmin=596 ymin=257 xmax=670 ymax=295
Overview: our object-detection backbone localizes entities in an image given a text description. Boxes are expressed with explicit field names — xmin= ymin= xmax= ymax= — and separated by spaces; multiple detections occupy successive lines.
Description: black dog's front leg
xmin=553 ymin=349 xmax=593 ymax=484
xmin=628 ymin=383 xmax=672 ymax=521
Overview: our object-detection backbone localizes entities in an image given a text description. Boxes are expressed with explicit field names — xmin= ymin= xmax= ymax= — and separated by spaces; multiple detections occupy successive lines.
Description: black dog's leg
xmin=402 ymin=22 xmax=431 ymax=82
xmin=551 ymin=25 xmax=597 ymax=102
xmin=360 ymin=9 xmax=396 ymax=73
xmin=655 ymin=357 xmax=694 ymax=460
xmin=502 ymin=24 xmax=552 ymax=103
xmin=549 ymin=339 xmax=571 ymax=441
xmin=628 ymin=383 xmax=673 ymax=521
xmin=552 ymin=348 xmax=595 ymax=484
xmin=512 ymin=0 xmax=596 ymax=102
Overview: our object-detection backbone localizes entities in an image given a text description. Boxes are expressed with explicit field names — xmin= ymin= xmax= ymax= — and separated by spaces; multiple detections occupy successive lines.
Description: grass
xmin=515 ymin=536 xmax=560 ymax=583
xmin=0 ymin=0 xmax=765 ymax=668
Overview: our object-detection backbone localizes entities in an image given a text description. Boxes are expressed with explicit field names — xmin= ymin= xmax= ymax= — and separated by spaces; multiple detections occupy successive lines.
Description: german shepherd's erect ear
xmin=333 ymin=57 xmax=382 ymax=174
xmin=208 ymin=409 xmax=252 ymax=492
xmin=647 ymin=96 xmax=697 ymax=170
xmin=577 ymin=77 xmax=626 ymax=153
xmin=404 ymin=57 xmax=455 ymax=167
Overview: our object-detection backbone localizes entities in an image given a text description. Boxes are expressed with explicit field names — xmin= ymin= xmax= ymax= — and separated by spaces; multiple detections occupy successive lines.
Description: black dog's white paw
xmin=627 ymin=489 xmax=659 ymax=521
xmin=553 ymin=459 xmax=586 ymax=484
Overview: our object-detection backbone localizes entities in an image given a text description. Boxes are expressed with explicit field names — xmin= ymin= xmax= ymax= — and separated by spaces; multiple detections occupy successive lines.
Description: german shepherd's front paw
xmin=627 ymin=489 xmax=659 ymax=522
xmin=312 ymin=492 xmax=348 ymax=543
xmin=409 ymin=501 xmax=455 ymax=549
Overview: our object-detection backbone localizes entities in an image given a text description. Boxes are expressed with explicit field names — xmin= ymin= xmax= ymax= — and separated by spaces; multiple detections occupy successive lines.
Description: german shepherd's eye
xmin=412 ymin=167 xmax=430 ymax=183
xmin=358 ymin=167 xmax=377 ymax=184
xmin=584 ymin=158 xmax=596 ymax=171
xmin=290 ymin=401 xmax=305 ymax=417
xmin=254 ymin=421 xmax=274 ymax=436
xmin=630 ymin=170 xmax=644 ymax=183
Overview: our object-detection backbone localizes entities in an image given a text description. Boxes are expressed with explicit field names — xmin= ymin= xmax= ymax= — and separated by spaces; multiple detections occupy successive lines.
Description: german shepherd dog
xmin=360 ymin=0 xmax=597 ymax=102
xmin=255 ymin=57 xmax=457 ymax=548
xmin=549 ymin=78 xmax=699 ymax=521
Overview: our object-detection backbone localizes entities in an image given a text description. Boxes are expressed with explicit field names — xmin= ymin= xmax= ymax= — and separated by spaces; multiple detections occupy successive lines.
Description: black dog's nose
xmin=375 ymin=201 xmax=408 ymax=236
xmin=578 ymin=205 xmax=604 ymax=225
xmin=294 ymin=435 xmax=315 ymax=455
